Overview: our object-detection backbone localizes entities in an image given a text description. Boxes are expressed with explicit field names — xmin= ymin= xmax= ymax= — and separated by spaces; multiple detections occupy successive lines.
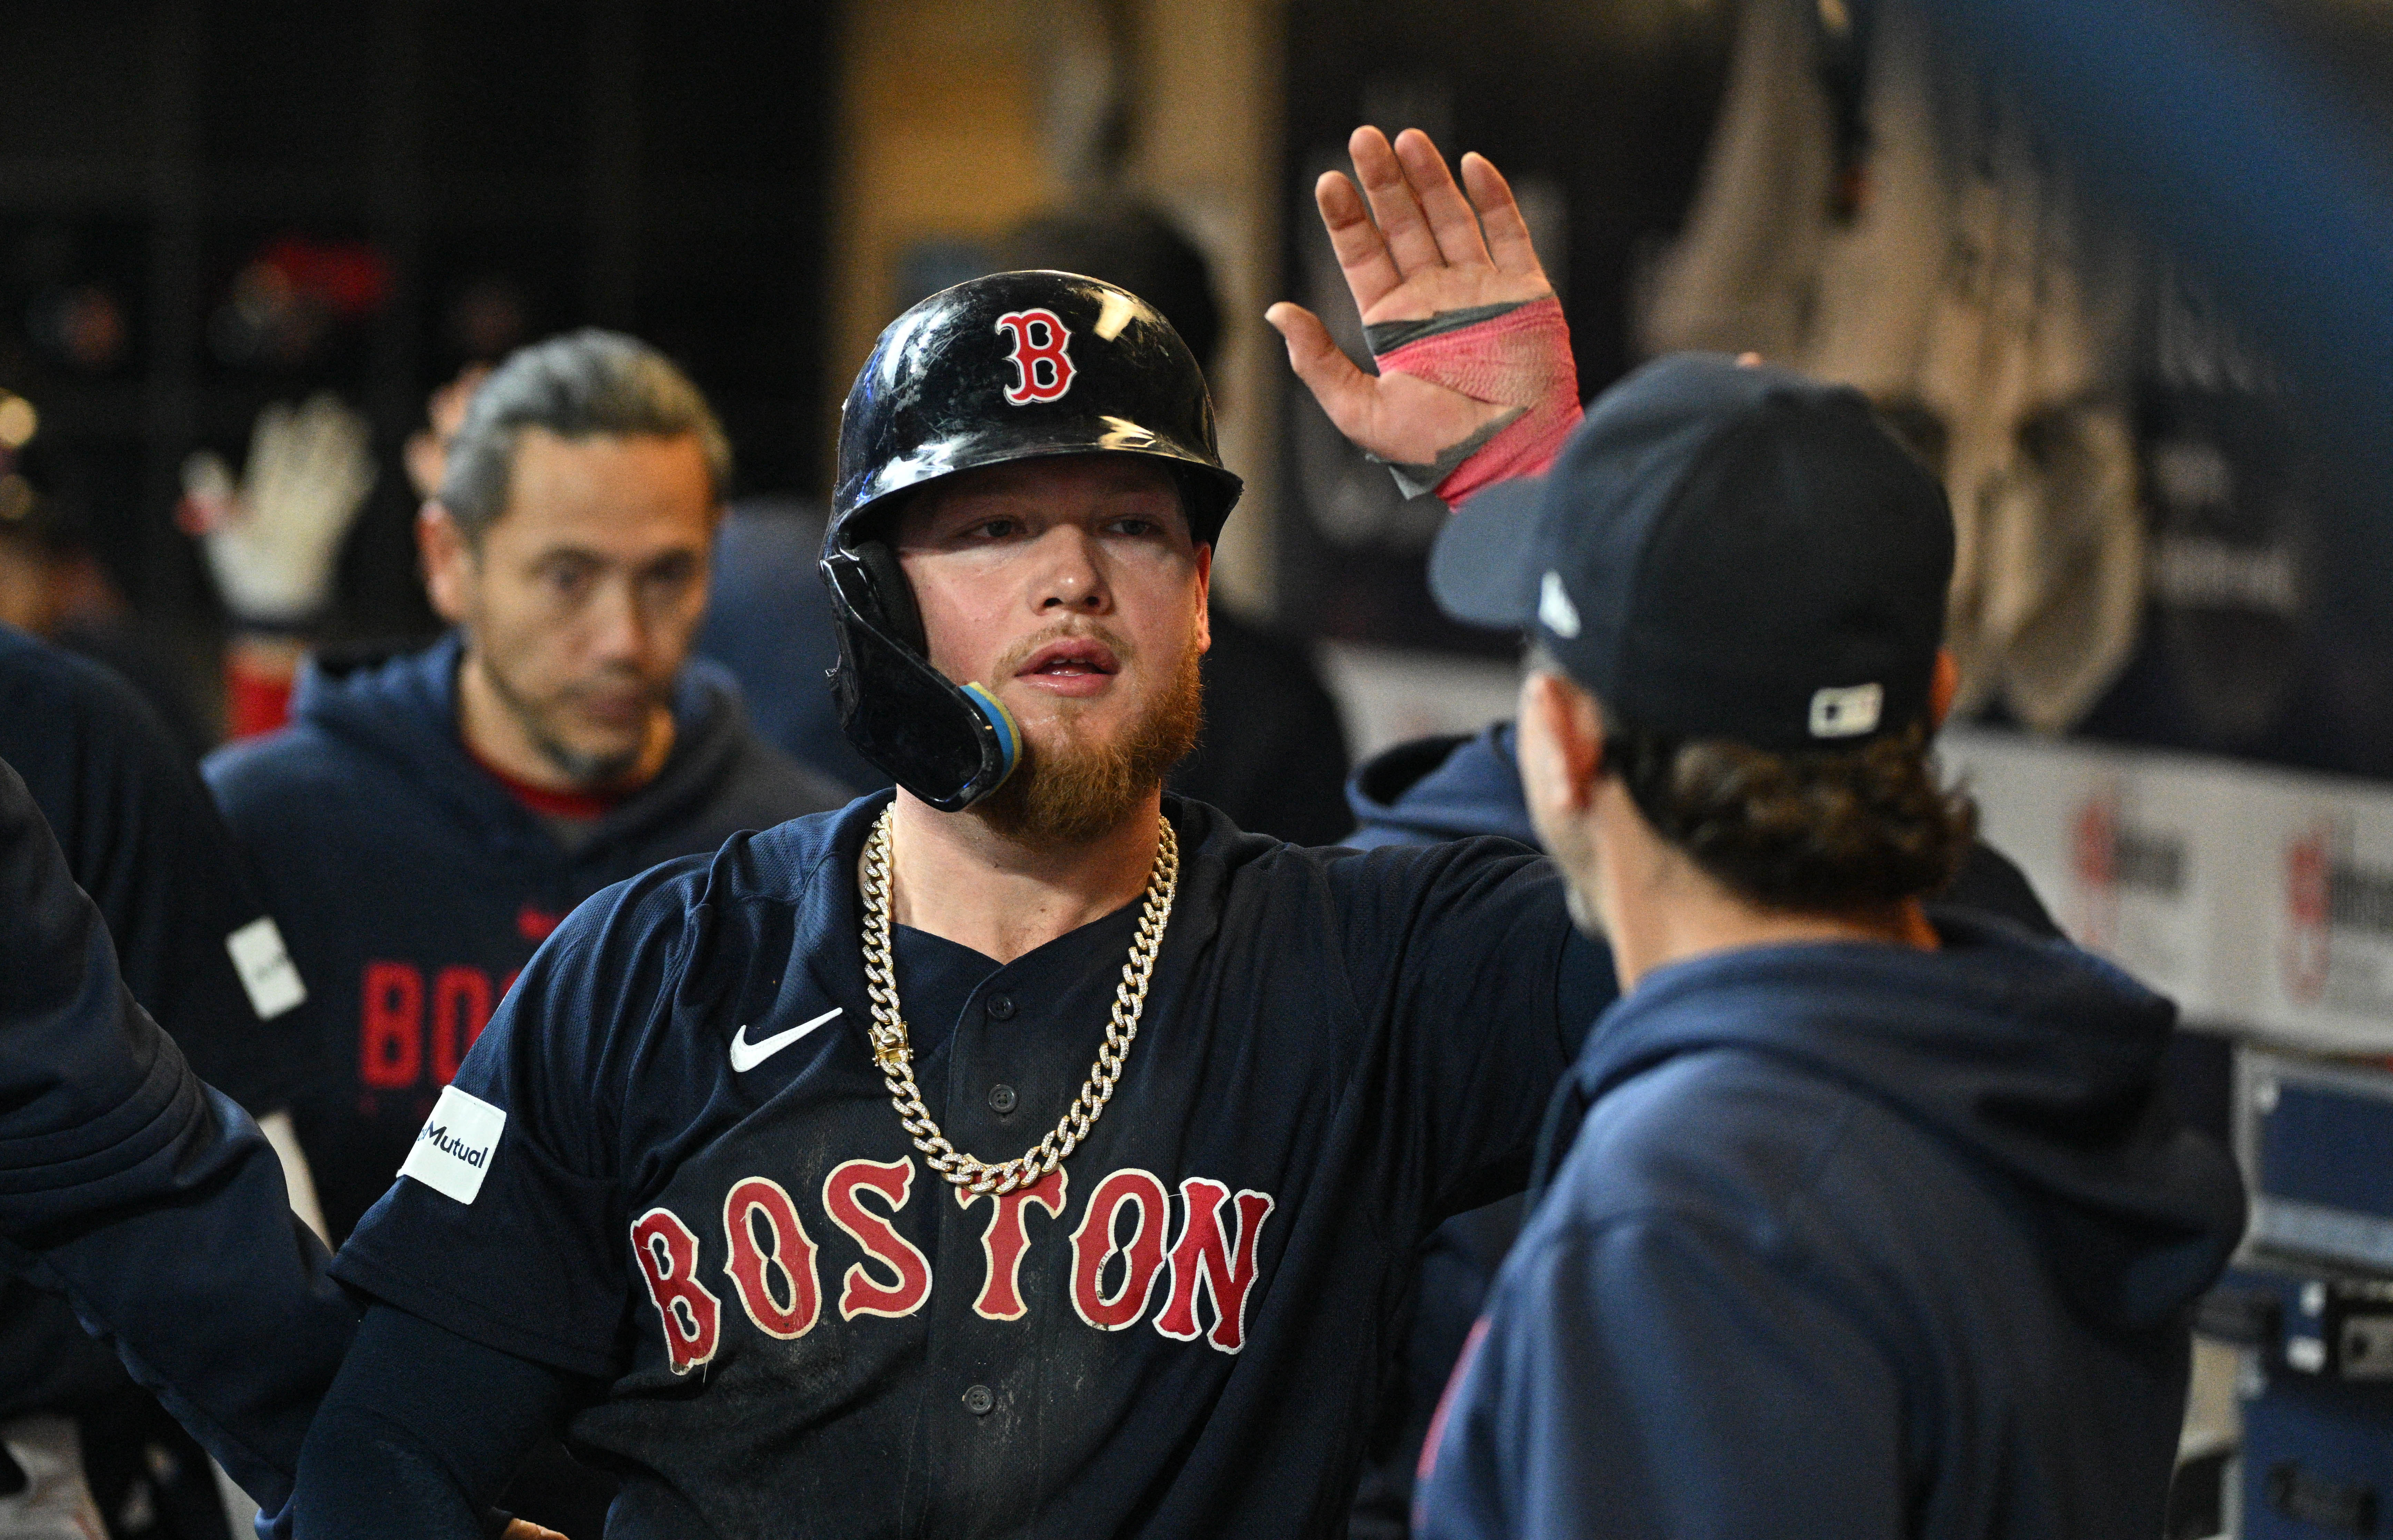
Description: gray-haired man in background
xmin=206 ymin=325 xmax=847 ymax=1530
xmin=208 ymin=326 xmax=845 ymax=1241
xmin=202 ymin=330 xmax=844 ymax=1530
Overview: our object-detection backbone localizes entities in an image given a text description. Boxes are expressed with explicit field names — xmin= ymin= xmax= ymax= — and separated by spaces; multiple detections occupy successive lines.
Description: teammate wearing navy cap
xmin=1409 ymin=353 xmax=2247 ymax=1539
xmin=292 ymin=140 xmax=1613 ymax=1540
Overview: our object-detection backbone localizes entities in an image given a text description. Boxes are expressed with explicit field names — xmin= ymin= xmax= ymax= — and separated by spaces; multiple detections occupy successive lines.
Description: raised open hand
xmin=1267 ymin=127 xmax=1560 ymax=470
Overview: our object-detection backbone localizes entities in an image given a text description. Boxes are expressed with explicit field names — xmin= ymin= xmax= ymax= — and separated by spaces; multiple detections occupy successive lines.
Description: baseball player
xmin=290 ymin=141 xmax=1611 ymax=1540
xmin=1338 ymin=700 xmax=2066 ymax=1527
xmin=0 ymin=754 xmax=562 ymax=1540
xmin=0 ymin=624 xmax=319 ymax=1536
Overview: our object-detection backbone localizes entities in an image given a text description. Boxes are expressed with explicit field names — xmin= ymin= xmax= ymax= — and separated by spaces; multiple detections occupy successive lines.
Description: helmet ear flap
xmin=852 ymin=538 xmax=926 ymax=651
xmin=1169 ymin=463 xmax=1231 ymax=549
xmin=819 ymin=543 xmax=1020 ymax=812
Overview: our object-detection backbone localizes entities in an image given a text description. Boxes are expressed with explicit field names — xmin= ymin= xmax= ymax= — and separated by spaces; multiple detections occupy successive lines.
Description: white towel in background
xmin=1643 ymin=0 xmax=2144 ymax=734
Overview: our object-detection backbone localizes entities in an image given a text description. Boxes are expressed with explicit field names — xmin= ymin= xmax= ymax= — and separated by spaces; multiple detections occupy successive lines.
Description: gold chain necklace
xmin=859 ymin=803 xmax=1179 ymax=1197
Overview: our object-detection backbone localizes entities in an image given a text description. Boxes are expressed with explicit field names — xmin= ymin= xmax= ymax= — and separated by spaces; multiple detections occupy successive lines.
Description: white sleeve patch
xmin=225 ymin=916 xmax=307 ymax=1020
xmin=398 ymin=1085 xmax=507 ymax=1205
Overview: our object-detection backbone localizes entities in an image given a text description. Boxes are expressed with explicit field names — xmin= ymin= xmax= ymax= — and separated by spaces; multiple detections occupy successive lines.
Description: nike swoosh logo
xmin=729 ymin=1007 xmax=844 ymax=1073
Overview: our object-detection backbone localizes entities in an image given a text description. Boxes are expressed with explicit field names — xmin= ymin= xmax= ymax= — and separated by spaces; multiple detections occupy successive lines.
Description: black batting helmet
xmin=820 ymin=270 xmax=1243 ymax=812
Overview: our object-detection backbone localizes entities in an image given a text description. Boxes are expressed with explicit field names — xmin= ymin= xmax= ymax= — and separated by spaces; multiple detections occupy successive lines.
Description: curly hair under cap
xmin=1601 ymin=707 xmax=1978 ymax=911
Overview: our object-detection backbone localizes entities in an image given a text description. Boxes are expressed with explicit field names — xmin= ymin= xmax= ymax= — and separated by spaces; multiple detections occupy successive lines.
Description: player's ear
xmin=1928 ymin=647 xmax=1960 ymax=731
xmin=1516 ymin=667 xmax=1604 ymax=815
xmin=418 ymin=501 xmax=476 ymax=625
xmin=1192 ymin=543 xmax=1213 ymax=657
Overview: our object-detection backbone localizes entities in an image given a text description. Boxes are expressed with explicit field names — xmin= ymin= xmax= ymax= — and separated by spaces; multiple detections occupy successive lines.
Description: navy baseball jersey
xmin=335 ymin=792 xmax=1603 ymax=1539
xmin=205 ymin=632 xmax=846 ymax=1239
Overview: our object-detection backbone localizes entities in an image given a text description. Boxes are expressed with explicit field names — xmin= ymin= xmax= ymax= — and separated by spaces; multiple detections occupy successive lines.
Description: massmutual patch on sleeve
xmin=399 ymin=1084 xmax=508 ymax=1204
xmin=225 ymin=916 xmax=308 ymax=1021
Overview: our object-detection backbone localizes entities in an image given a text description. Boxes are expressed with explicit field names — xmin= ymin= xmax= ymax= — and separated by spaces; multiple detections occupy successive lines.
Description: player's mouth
xmin=1015 ymin=637 xmax=1121 ymax=698
xmin=560 ymin=677 xmax=666 ymax=732
xmin=569 ymin=691 xmax=649 ymax=729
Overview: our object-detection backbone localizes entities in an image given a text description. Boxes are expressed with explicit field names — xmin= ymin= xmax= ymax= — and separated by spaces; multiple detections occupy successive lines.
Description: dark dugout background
xmin=0 ymin=0 xmax=836 ymax=647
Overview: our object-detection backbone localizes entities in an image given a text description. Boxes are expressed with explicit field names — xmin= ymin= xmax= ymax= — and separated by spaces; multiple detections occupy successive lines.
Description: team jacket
xmin=203 ymin=632 xmax=846 ymax=1239
xmin=1 ymin=625 xmax=311 ymax=1423
xmin=1337 ymin=722 xmax=2068 ymax=1533
xmin=0 ymin=754 xmax=352 ymax=1526
xmin=334 ymin=792 xmax=1607 ymax=1540
xmin=1417 ymin=912 xmax=2247 ymax=1540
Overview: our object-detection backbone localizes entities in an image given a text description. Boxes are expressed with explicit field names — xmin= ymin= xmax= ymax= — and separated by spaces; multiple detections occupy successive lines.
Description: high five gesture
xmin=1268 ymin=127 xmax=1580 ymax=502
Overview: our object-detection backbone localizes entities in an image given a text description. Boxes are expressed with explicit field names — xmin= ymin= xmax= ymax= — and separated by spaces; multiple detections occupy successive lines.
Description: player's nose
xmin=1029 ymin=523 xmax=1110 ymax=615
xmin=585 ymin=572 xmax=656 ymax=660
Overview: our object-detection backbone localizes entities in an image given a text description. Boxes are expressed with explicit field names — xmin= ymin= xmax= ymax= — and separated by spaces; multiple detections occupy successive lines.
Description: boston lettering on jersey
xmin=631 ymin=1158 xmax=1273 ymax=1371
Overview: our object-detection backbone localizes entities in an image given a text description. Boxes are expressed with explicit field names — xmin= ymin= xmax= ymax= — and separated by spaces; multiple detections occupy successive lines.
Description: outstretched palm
xmin=1267 ymin=127 xmax=1557 ymax=467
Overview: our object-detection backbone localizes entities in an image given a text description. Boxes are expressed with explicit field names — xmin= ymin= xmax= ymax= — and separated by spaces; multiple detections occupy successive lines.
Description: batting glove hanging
xmin=183 ymin=393 xmax=376 ymax=627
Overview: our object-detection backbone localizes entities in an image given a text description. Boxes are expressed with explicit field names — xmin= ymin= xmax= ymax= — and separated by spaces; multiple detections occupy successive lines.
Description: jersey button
xmin=987 ymin=1083 xmax=1018 ymax=1115
xmin=963 ymin=1384 xmax=995 ymax=1416
xmin=985 ymin=992 xmax=1016 ymax=1021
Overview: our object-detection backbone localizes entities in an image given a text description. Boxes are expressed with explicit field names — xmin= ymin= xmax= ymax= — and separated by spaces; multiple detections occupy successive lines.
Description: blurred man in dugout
xmin=201 ymin=331 xmax=846 ymax=1528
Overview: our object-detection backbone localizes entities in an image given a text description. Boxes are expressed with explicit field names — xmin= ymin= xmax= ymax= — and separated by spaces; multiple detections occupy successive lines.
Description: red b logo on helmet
xmin=995 ymin=310 xmax=1075 ymax=405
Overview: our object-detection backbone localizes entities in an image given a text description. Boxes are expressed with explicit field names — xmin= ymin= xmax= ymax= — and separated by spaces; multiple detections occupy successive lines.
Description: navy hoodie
xmin=203 ymin=633 xmax=846 ymax=1239
xmin=1418 ymin=913 xmax=2246 ymax=1540
xmin=1346 ymin=726 xmax=1539 ymax=850
xmin=1338 ymin=724 xmax=2067 ymax=1534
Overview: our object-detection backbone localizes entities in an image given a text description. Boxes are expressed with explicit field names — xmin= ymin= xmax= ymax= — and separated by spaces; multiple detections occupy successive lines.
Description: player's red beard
xmin=974 ymin=622 xmax=1204 ymax=846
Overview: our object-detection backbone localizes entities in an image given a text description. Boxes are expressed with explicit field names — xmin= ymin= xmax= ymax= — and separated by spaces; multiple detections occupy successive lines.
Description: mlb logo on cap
xmin=1809 ymin=683 xmax=1884 ymax=739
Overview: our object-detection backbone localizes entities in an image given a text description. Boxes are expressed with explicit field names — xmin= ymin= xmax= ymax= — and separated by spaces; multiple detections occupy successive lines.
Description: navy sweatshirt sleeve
xmin=1416 ymin=1211 xmax=1907 ymax=1540
xmin=293 ymin=1304 xmax=579 ymax=1540
xmin=0 ymin=627 xmax=308 ymax=1112
xmin=0 ymin=753 xmax=354 ymax=1527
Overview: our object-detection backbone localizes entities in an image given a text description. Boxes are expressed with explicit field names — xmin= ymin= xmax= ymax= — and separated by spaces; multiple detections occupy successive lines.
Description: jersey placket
xmin=915 ymin=914 xmax=1139 ymax=1534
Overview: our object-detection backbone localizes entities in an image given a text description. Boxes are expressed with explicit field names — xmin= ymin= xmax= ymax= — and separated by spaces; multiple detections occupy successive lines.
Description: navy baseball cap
xmin=1429 ymin=352 xmax=1953 ymax=753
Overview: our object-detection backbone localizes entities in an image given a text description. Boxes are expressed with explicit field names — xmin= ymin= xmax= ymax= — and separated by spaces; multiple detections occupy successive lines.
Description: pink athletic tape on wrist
xmin=1370 ymin=295 xmax=1583 ymax=507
